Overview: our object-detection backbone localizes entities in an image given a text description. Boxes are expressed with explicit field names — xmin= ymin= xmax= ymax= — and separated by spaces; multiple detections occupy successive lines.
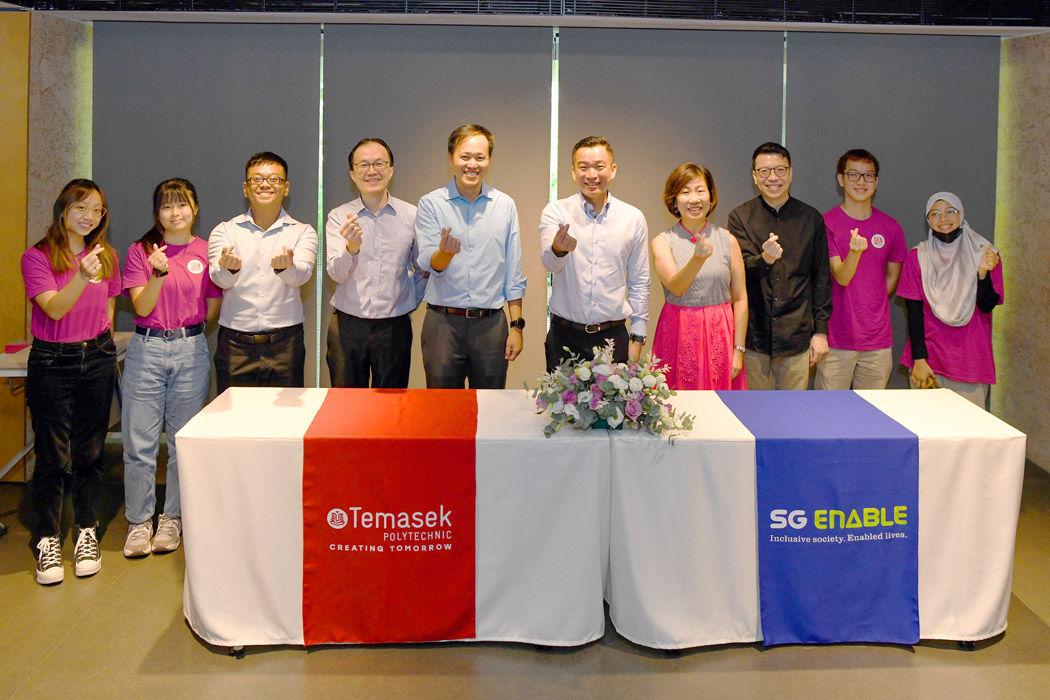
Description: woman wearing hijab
xmin=897 ymin=192 xmax=1003 ymax=406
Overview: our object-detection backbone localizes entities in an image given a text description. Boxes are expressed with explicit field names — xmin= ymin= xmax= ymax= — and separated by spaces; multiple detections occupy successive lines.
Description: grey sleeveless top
xmin=660 ymin=222 xmax=733 ymax=308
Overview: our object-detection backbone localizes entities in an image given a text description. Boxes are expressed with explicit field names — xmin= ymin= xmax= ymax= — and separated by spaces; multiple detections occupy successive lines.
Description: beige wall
xmin=993 ymin=32 xmax=1050 ymax=469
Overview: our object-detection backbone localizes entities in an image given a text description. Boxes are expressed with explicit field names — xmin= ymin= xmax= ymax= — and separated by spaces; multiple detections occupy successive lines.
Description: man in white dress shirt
xmin=540 ymin=136 xmax=650 ymax=369
xmin=325 ymin=138 xmax=426 ymax=388
xmin=208 ymin=151 xmax=318 ymax=393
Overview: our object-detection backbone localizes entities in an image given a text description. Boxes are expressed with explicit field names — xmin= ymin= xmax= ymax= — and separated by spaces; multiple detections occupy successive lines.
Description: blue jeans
xmin=27 ymin=331 xmax=117 ymax=537
xmin=121 ymin=332 xmax=210 ymax=524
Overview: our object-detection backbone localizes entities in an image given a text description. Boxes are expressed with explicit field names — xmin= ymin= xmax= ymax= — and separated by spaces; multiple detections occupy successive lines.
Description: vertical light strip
xmin=781 ymin=31 xmax=788 ymax=145
xmin=315 ymin=24 xmax=325 ymax=387
xmin=547 ymin=27 xmax=560 ymax=331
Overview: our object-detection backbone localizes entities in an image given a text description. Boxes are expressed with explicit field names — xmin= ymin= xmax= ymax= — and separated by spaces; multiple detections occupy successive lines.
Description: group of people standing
xmin=21 ymin=125 xmax=1003 ymax=586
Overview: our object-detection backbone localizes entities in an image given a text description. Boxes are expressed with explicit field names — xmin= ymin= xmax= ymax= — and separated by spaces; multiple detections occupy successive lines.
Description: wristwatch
xmin=734 ymin=345 xmax=746 ymax=354
xmin=152 ymin=268 xmax=169 ymax=278
xmin=509 ymin=318 xmax=526 ymax=330
xmin=629 ymin=334 xmax=646 ymax=344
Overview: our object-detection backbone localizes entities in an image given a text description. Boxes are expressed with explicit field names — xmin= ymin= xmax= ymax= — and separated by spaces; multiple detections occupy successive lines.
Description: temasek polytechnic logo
xmin=327 ymin=504 xmax=455 ymax=554
xmin=327 ymin=509 xmax=348 ymax=529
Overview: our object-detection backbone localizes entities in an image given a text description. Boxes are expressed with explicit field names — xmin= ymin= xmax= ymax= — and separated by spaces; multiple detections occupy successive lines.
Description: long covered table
xmin=178 ymin=388 xmax=1025 ymax=649
xmin=178 ymin=388 xmax=610 ymax=647
xmin=609 ymin=389 xmax=1026 ymax=648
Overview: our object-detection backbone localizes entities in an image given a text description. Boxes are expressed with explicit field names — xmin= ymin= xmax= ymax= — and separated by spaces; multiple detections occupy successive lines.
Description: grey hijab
xmin=917 ymin=192 xmax=997 ymax=327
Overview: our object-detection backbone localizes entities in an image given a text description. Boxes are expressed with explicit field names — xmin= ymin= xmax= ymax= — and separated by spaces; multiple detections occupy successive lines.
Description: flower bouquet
xmin=528 ymin=340 xmax=694 ymax=441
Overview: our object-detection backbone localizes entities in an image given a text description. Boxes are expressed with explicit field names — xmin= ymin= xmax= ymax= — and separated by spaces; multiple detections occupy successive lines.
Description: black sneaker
xmin=36 ymin=535 xmax=64 ymax=585
xmin=74 ymin=526 xmax=101 ymax=577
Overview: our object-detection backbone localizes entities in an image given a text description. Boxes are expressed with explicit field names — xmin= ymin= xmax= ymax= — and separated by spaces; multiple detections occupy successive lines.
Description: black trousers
xmin=544 ymin=316 xmax=629 ymax=372
xmin=27 ymin=331 xmax=117 ymax=537
xmin=215 ymin=323 xmax=305 ymax=394
xmin=326 ymin=310 xmax=412 ymax=388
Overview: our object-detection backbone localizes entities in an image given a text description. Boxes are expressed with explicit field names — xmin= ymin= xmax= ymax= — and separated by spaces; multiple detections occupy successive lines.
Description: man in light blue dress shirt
xmin=415 ymin=124 xmax=527 ymax=389
xmin=540 ymin=136 xmax=650 ymax=370
xmin=325 ymin=138 xmax=427 ymax=388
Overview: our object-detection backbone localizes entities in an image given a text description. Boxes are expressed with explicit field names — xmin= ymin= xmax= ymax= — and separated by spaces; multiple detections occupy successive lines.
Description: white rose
xmin=577 ymin=390 xmax=592 ymax=405
xmin=610 ymin=375 xmax=628 ymax=391
xmin=607 ymin=407 xmax=625 ymax=428
xmin=565 ymin=404 xmax=580 ymax=420
xmin=628 ymin=377 xmax=643 ymax=392
xmin=577 ymin=366 xmax=592 ymax=381
xmin=642 ymin=374 xmax=658 ymax=388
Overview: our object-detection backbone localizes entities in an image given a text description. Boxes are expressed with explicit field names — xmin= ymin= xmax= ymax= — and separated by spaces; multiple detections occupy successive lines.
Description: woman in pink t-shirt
xmin=121 ymin=179 xmax=221 ymax=559
xmin=652 ymin=162 xmax=748 ymax=390
xmin=21 ymin=179 xmax=122 ymax=585
xmin=897 ymin=192 xmax=1003 ymax=407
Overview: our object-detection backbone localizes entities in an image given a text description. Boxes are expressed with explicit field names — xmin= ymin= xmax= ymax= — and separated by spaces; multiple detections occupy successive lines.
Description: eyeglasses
xmin=69 ymin=203 xmax=106 ymax=218
xmin=754 ymin=166 xmax=789 ymax=179
xmin=927 ymin=208 xmax=960 ymax=221
xmin=246 ymin=175 xmax=286 ymax=186
xmin=353 ymin=160 xmax=390 ymax=173
xmin=844 ymin=171 xmax=877 ymax=183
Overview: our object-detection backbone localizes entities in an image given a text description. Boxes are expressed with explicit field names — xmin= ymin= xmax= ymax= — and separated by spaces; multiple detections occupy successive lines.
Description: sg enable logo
xmin=770 ymin=507 xmax=907 ymax=530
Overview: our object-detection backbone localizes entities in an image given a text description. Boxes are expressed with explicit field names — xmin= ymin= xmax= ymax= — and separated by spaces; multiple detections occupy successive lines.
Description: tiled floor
xmin=1 ymin=457 xmax=1048 ymax=700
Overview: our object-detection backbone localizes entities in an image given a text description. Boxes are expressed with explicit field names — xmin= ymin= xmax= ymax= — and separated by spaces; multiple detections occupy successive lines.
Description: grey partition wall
xmin=558 ymin=28 xmax=785 ymax=341
xmin=785 ymin=32 xmax=1000 ymax=387
xmin=93 ymin=22 xmax=322 ymax=383
xmin=322 ymin=24 xmax=553 ymax=389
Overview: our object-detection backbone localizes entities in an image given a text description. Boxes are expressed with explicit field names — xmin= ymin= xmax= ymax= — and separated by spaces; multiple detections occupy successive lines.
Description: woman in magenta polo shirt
xmin=121 ymin=179 xmax=221 ymax=559
xmin=898 ymin=192 xmax=1003 ymax=407
xmin=22 ymin=179 xmax=122 ymax=585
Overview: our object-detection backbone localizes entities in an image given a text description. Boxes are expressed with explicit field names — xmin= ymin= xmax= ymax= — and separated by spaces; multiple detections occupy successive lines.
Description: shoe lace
xmin=156 ymin=516 xmax=181 ymax=539
xmin=37 ymin=536 xmax=61 ymax=568
xmin=128 ymin=521 xmax=151 ymax=545
xmin=75 ymin=528 xmax=99 ymax=561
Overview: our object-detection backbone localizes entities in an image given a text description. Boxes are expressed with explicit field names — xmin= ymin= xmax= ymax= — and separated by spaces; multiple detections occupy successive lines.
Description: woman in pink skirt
xmin=652 ymin=163 xmax=748 ymax=390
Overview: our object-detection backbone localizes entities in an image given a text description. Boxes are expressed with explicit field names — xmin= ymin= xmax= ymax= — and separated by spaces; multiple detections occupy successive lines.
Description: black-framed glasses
xmin=844 ymin=171 xmax=877 ymax=183
xmin=755 ymin=166 xmax=789 ymax=179
xmin=246 ymin=175 xmax=286 ymax=186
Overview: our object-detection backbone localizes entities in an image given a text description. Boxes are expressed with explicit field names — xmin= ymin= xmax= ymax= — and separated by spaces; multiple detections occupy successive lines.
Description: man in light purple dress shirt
xmin=325 ymin=138 xmax=426 ymax=387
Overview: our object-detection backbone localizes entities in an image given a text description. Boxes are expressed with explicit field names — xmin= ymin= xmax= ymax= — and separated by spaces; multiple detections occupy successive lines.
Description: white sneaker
xmin=74 ymin=526 xmax=101 ymax=577
xmin=36 ymin=535 xmax=64 ymax=585
xmin=123 ymin=520 xmax=153 ymax=558
xmin=152 ymin=514 xmax=182 ymax=553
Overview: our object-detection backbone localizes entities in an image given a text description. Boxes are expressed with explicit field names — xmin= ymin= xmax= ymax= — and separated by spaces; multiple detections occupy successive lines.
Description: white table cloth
xmin=178 ymin=388 xmax=610 ymax=647
xmin=608 ymin=389 xmax=1026 ymax=648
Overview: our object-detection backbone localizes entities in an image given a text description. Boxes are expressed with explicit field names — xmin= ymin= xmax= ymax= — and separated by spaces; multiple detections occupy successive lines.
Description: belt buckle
xmin=465 ymin=308 xmax=481 ymax=319
xmin=253 ymin=333 xmax=272 ymax=345
xmin=162 ymin=329 xmax=176 ymax=340
xmin=585 ymin=323 xmax=601 ymax=333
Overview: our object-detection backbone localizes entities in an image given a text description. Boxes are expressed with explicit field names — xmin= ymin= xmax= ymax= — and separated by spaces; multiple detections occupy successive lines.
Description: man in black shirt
xmin=727 ymin=142 xmax=832 ymax=390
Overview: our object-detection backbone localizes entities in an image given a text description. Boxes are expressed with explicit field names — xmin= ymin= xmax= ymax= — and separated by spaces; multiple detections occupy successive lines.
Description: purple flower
xmin=562 ymin=389 xmax=577 ymax=405
xmin=589 ymin=392 xmax=603 ymax=410
xmin=569 ymin=374 xmax=579 ymax=385
xmin=595 ymin=374 xmax=608 ymax=384
xmin=625 ymin=399 xmax=643 ymax=421
xmin=536 ymin=396 xmax=549 ymax=410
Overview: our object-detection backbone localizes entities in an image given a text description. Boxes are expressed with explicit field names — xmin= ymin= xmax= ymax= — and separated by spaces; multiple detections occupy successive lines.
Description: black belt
xmin=427 ymin=304 xmax=501 ymax=319
xmin=551 ymin=315 xmax=625 ymax=334
xmin=135 ymin=322 xmax=205 ymax=341
xmin=225 ymin=323 xmax=302 ymax=345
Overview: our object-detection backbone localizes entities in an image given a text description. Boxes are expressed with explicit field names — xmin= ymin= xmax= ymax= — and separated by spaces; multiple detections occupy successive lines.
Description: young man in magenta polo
xmin=814 ymin=149 xmax=906 ymax=390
